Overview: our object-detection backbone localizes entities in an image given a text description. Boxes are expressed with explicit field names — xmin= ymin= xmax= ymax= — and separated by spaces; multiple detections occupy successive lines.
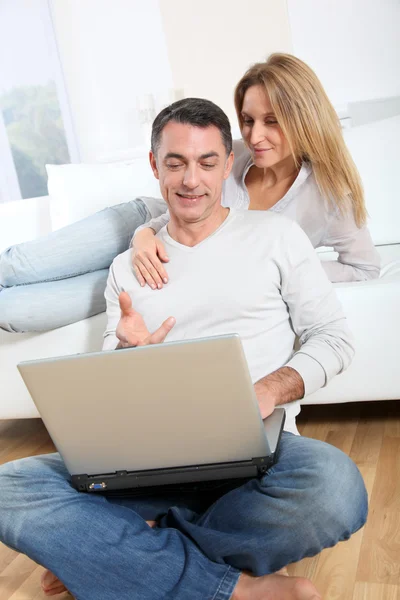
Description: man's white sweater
xmin=104 ymin=209 xmax=354 ymax=432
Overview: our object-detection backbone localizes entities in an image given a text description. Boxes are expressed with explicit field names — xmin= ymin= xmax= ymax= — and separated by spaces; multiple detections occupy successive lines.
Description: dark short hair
xmin=151 ymin=98 xmax=232 ymax=157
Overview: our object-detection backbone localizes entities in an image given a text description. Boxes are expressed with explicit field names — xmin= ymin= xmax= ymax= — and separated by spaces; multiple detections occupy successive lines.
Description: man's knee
xmin=0 ymin=454 xmax=68 ymax=544
xmin=0 ymin=453 xmax=67 ymax=505
xmin=267 ymin=434 xmax=368 ymax=538
xmin=0 ymin=459 xmax=19 ymax=507
xmin=300 ymin=439 xmax=368 ymax=537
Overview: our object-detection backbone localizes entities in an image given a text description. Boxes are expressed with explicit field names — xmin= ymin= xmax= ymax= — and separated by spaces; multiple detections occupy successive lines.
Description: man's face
xmin=150 ymin=122 xmax=233 ymax=225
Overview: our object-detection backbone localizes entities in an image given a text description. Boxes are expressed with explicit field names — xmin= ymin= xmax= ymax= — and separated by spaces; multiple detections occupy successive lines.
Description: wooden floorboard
xmin=0 ymin=400 xmax=399 ymax=598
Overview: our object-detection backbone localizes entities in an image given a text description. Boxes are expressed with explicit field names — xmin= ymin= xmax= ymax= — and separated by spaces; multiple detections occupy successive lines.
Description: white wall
xmin=286 ymin=0 xmax=400 ymax=246
xmin=287 ymin=0 xmax=400 ymax=106
xmin=159 ymin=0 xmax=292 ymax=134
xmin=50 ymin=0 xmax=174 ymax=162
xmin=51 ymin=0 xmax=292 ymax=157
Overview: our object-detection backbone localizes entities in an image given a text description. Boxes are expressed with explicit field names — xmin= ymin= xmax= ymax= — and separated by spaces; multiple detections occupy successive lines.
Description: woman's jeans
xmin=0 ymin=433 xmax=368 ymax=600
xmin=0 ymin=199 xmax=150 ymax=332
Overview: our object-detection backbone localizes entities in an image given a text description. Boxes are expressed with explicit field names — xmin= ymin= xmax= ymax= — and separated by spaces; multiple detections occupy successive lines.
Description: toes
xmin=41 ymin=569 xmax=68 ymax=596
xmin=293 ymin=577 xmax=321 ymax=600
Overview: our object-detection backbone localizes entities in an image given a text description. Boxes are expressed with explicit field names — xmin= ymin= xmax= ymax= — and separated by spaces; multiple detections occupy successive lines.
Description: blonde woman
xmin=131 ymin=53 xmax=380 ymax=289
xmin=0 ymin=54 xmax=380 ymax=333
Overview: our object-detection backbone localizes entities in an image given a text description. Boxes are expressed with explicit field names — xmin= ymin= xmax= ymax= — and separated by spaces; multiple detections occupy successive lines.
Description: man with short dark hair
xmin=0 ymin=98 xmax=367 ymax=600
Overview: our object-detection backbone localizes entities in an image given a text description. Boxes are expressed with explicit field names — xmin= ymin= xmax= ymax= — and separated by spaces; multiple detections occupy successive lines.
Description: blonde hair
xmin=234 ymin=53 xmax=367 ymax=226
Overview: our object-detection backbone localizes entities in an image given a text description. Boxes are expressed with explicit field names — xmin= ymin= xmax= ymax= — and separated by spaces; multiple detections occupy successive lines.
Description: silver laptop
xmin=17 ymin=334 xmax=285 ymax=494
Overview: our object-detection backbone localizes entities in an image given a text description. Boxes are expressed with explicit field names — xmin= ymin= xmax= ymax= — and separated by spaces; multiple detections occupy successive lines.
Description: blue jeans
xmin=0 ymin=199 xmax=149 ymax=332
xmin=0 ymin=433 xmax=367 ymax=600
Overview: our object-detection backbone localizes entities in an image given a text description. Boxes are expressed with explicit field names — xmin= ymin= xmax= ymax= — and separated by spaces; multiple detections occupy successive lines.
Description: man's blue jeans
xmin=0 ymin=433 xmax=368 ymax=600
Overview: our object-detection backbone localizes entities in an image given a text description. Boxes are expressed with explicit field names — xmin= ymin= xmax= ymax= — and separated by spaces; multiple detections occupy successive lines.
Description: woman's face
xmin=240 ymin=85 xmax=292 ymax=168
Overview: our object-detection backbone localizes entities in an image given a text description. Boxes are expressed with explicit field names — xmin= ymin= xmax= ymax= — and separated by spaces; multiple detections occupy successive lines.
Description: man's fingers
xmin=119 ymin=291 xmax=134 ymax=316
xmin=149 ymin=317 xmax=176 ymax=344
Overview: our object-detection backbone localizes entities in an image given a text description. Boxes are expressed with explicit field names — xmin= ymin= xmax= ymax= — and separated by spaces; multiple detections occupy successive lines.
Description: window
xmin=0 ymin=0 xmax=79 ymax=203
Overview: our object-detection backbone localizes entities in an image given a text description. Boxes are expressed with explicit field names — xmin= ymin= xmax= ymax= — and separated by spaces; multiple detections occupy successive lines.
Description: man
xmin=0 ymin=99 xmax=367 ymax=600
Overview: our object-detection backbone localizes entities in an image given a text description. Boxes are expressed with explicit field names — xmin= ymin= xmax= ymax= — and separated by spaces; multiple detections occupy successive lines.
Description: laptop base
xmin=72 ymin=456 xmax=273 ymax=494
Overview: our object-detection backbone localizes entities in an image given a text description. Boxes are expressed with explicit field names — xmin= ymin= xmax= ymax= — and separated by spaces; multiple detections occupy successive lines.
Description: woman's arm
xmin=321 ymin=210 xmax=381 ymax=283
xmin=131 ymin=209 xmax=170 ymax=243
xmin=131 ymin=210 xmax=171 ymax=289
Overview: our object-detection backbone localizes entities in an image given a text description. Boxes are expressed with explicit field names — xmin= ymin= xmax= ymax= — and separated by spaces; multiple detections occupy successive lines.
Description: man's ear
xmin=149 ymin=151 xmax=159 ymax=179
xmin=223 ymin=151 xmax=234 ymax=180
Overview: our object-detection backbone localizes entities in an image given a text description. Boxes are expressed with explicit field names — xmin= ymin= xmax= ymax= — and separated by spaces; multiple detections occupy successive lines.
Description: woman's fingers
xmin=133 ymin=258 xmax=157 ymax=289
xmin=133 ymin=264 xmax=146 ymax=288
xmin=155 ymin=239 xmax=170 ymax=266
xmin=135 ymin=254 xmax=167 ymax=289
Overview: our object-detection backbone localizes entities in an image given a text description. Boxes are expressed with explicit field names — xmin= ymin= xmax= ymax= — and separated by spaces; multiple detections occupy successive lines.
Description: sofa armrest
xmin=0 ymin=313 xmax=107 ymax=419
xmin=0 ymin=196 xmax=51 ymax=253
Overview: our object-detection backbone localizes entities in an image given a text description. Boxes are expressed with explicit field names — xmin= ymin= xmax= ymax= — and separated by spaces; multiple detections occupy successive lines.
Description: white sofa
xmin=1 ymin=116 xmax=400 ymax=419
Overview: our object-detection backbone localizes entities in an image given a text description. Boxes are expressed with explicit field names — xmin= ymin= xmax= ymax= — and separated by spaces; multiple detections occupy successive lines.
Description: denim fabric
xmin=0 ymin=433 xmax=368 ymax=600
xmin=0 ymin=269 xmax=109 ymax=332
xmin=0 ymin=199 xmax=149 ymax=332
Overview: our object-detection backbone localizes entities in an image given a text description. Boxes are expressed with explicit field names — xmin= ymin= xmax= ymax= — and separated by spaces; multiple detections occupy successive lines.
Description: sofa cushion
xmin=0 ymin=312 xmax=107 ymax=419
xmin=303 ymin=243 xmax=400 ymax=405
xmin=318 ymin=243 xmax=400 ymax=280
xmin=47 ymin=154 xmax=160 ymax=230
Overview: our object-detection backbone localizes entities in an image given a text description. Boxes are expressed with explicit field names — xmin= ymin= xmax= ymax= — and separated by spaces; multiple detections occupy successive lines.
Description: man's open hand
xmin=116 ymin=291 xmax=176 ymax=349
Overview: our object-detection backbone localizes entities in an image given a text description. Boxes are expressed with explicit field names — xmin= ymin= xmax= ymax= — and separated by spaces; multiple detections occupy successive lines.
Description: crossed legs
xmin=0 ymin=433 xmax=367 ymax=599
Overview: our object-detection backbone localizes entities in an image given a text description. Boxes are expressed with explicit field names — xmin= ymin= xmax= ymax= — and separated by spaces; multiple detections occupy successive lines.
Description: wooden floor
xmin=0 ymin=400 xmax=399 ymax=599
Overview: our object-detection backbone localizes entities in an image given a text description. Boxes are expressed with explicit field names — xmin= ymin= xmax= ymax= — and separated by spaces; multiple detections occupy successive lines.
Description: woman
xmin=0 ymin=54 xmax=380 ymax=333
xmin=131 ymin=54 xmax=380 ymax=289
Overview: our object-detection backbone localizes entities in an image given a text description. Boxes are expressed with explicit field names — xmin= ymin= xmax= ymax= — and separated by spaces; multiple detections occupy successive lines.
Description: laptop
xmin=17 ymin=334 xmax=285 ymax=494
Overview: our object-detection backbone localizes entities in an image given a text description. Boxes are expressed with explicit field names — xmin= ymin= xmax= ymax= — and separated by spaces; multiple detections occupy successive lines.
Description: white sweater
xmin=140 ymin=139 xmax=380 ymax=283
xmin=105 ymin=209 xmax=354 ymax=432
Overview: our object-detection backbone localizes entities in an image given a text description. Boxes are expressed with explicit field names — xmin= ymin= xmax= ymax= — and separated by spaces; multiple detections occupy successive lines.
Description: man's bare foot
xmin=231 ymin=572 xmax=321 ymax=600
xmin=41 ymin=520 xmax=157 ymax=596
xmin=146 ymin=520 xmax=157 ymax=528
xmin=41 ymin=570 xmax=68 ymax=596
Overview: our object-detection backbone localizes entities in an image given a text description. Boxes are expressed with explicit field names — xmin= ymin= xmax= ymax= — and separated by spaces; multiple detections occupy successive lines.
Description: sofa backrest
xmin=2 ymin=116 xmax=398 ymax=250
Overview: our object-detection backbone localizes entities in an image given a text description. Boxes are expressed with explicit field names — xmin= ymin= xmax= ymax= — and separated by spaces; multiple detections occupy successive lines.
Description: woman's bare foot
xmin=41 ymin=519 xmax=157 ymax=596
xmin=232 ymin=572 xmax=321 ymax=600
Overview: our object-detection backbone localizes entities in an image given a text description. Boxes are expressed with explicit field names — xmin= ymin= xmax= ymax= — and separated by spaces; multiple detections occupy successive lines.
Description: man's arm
xmin=255 ymin=367 xmax=304 ymax=419
xmin=103 ymin=262 xmax=123 ymax=351
xmin=256 ymin=220 xmax=355 ymax=418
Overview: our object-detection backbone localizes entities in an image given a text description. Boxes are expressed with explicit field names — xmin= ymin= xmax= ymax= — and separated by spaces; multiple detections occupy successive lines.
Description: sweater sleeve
xmin=130 ymin=209 xmax=170 ymax=246
xmin=281 ymin=221 xmax=355 ymax=396
xmin=102 ymin=259 xmax=123 ymax=351
xmin=321 ymin=209 xmax=381 ymax=282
